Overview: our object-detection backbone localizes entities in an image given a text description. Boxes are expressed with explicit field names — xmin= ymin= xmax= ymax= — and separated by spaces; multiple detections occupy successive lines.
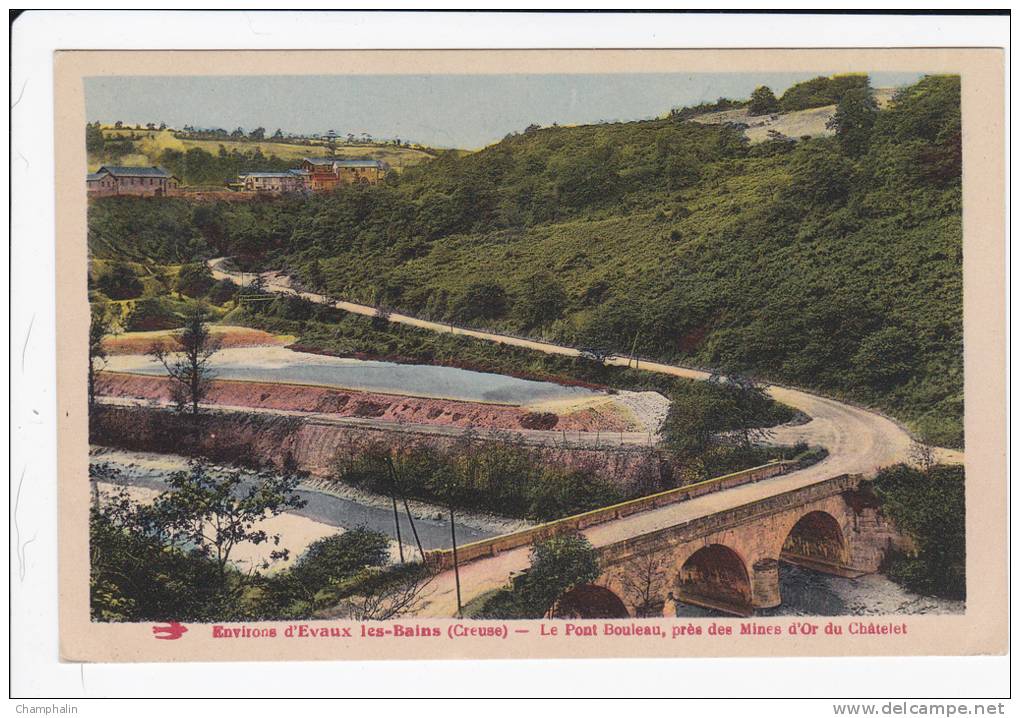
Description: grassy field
xmin=90 ymin=129 xmax=437 ymax=172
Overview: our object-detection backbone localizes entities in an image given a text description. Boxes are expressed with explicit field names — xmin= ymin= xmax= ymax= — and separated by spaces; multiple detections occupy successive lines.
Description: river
xmin=90 ymin=449 xmax=499 ymax=562
xmin=90 ymin=448 xmax=962 ymax=616
xmin=674 ymin=564 xmax=964 ymax=617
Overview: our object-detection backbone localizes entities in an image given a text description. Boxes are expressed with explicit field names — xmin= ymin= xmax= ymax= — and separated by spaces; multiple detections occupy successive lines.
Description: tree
xmin=553 ymin=145 xmax=619 ymax=208
xmin=149 ymin=306 xmax=222 ymax=415
xmin=785 ymin=142 xmax=854 ymax=205
xmin=114 ymin=120 xmax=123 ymax=129
xmin=287 ymin=529 xmax=390 ymax=601
xmin=149 ymin=460 xmax=308 ymax=588
xmin=659 ymin=381 xmax=731 ymax=458
xmin=85 ymin=123 xmax=105 ymax=155
xmin=231 ymin=127 xmax=245 ymax=139
xmin=618 ymin=551 xmax=670 ymax=617
xmin=513 ymin=272 xmax=568 ymax=330
xmin=718 ymin=375 xmax=776 ymax=450
xmin=517 ymin=533 xmax=601 ymax=618
xmin=175 ymin=262 xmax=216 ymax=298
xmin=827 ymin=87 xmax=879 ymax=157
xmin=851 ymin=326 xmax=916 ymax=392
xmin=321 ymin=563 xmax=437 ymax=621
xmin=95 ymin=261 xmax=143 ymax=300
xmin=306 ymin=259 xmax=324 ymax=290
xmin=272 ymin=128 xmax=284 ymax=140
xmin=748 ymin=85 xmax=779 ymax=116
xmin=89 ymin=468 xmax=224 ymax=622
xmin=206 ymin=278 xmax=238 ymax=306
xmin=873 ymin=464 xmax=965 ymax=599
xmin=248 ymin=127 xmax=266 ymax=141
xmin=90 ymin=460 xmax=309 ymax=621
xmin=450 ymin=281 xmax=509 ymax=323
xmin=88 ymin=302 xmax=116 ymax=410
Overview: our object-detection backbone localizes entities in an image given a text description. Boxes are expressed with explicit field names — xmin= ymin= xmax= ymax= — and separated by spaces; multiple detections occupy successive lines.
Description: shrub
xmin=95 ymin=261 xmax=143 ymax=300
xmin=175 ymin=262 xmax=216 ymax=298
xmin=478 ymin=534 xmax=601 ymax=619
xmin=873 ymin=464 xmax=965 ymax=599
xmin=206 ymin=278 xmax=238 ymax=305
xmin=125 ymin=297 xmax=182 ymax=331
xmin=748 ymin=86 xmax=779 ymax=116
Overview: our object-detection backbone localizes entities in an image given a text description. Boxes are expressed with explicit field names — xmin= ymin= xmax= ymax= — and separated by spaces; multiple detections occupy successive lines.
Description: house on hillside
xmin=86 ymin=166 xmax=179 ymax=197
xmin=300 ymin=157 xmax=386 ymax=191
xmin=238 ymin=169 xmax=310 ymax=193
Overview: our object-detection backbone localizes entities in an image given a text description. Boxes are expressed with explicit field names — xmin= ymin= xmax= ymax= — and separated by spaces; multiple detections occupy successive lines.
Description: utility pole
xmin=389 ymin=456 xmax=425 ymax=560
xmin=450 ymin=505 xmax=462 ymax=617
xmin=387 ymin=458 xmax=405 ymax=564
xmin=630 ymin=330 xmax=641 ymax=370
xmin=391 ymin=491 xmax=405 ymax=563
xmin=402 ymin=494 xmax=425 ymax=561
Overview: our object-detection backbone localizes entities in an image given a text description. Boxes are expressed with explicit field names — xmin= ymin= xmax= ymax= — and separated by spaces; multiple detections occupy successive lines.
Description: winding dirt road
xmin=207 ymin=259 xmax=963 ymax=617
xmin=208 ymin=258 xmax=961 ymax=472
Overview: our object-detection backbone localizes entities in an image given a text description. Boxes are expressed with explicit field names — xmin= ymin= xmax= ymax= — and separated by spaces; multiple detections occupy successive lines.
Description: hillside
xmin=87 ymin=128 xmax=438 ymax=177
xmin=88 ymin=76 xmax=963 ymax=446
xmin=691 ymin=87 xmax=897 ymax=143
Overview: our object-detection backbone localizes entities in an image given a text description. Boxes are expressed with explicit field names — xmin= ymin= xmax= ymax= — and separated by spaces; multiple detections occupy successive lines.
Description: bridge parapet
xmin=597 ymin=474 xmax=862 ymax=569
xmin=425 ymin=460 xmax=792 ymax=571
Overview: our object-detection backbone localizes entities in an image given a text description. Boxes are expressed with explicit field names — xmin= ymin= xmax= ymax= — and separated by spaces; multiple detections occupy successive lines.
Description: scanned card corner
xmin=55 ymin=48 xmax=1004 ymax=663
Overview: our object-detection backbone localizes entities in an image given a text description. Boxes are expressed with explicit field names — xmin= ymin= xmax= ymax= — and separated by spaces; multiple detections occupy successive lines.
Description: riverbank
xmin=90 ymin=447 xmax=531 ymax=539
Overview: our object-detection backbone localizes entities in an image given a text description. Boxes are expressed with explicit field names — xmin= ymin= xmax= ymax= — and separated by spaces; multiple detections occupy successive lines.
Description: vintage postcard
xmin=54 ymin=48 xmax=1005 ymax=662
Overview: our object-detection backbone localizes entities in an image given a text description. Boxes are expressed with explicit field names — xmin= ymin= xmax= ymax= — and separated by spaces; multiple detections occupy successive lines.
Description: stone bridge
xmin=551 ymin=475 xmax=904 ymax=618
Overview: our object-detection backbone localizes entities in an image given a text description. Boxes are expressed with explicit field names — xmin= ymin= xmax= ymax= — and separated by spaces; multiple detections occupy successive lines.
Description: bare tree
xmin=88 ymin=301 xmax=117 ymax=410
xmin=909 ymin=439 xmax=937 ymax=473
xmin=149 ymin=306 xmax=221 ymax=415
xmin=618 ymin=551 xmax=671 ymax=617
xmin=327 ymin=565 xmax=436 ymax=621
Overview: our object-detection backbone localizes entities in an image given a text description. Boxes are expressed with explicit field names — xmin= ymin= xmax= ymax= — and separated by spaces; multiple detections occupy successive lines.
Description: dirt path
xmin=208 ymin=258 xmax=961 ymax=467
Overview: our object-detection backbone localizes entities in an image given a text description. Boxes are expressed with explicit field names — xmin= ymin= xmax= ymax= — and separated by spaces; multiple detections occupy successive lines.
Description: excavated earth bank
xmin=96 ymin=372 xmax=638 ymax=432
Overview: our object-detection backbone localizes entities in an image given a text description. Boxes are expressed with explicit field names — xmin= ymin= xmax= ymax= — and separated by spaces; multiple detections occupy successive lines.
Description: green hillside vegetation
xmin=778 ymin=73 xmax=871 ymax=112
xmin=89 ymin=75 xmax=963 ymax=446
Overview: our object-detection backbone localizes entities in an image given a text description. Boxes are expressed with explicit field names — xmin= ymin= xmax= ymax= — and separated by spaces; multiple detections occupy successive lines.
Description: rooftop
xmin=94 ymin=165 xmax=173 ymax=178
xmin=335 ymin=159 xmax=385 ymax=168
xmin=240 ymin=172 xmax=298 ymax=178
xmin=303 ymin=157 xmax=384 ymax=168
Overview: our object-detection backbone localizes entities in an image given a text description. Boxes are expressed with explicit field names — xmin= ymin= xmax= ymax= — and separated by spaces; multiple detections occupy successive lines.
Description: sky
xmin=85 ymin=71 xmax=925 ymax=150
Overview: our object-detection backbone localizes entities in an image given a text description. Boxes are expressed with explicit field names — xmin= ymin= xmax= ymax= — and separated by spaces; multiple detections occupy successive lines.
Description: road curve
xmin=209 ymin=258 xmax=961 ymax=472
xmin=208 ymin=259 xmax=963 ymax=617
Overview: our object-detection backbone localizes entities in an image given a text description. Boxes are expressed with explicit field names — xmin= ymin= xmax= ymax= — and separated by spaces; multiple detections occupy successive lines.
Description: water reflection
xmin=674 ymin=564 xmax=964 ymax=617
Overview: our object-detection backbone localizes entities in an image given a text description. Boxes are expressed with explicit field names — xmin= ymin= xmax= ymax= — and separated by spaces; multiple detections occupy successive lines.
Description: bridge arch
xmin=673 ymin=543 xmax=752 ymax=615
xmin=548 ymin=584 xmax=630 ymax=619
xmin=780 ymin=510 xmax=849 ymax=572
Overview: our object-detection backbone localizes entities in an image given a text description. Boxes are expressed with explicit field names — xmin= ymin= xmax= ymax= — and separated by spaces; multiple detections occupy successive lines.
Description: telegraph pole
xmin=389 ymin=456 xmax=425 ymax=560
xmin=629 ymin=330 xmax=641 ymax=370
xmin=386 ymin=458 xmax=404 ymax=563
xmin=391 ymin=491 xmax=405 ymax=564
xmin=450 ymin=505 xmax=463 ymax=617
